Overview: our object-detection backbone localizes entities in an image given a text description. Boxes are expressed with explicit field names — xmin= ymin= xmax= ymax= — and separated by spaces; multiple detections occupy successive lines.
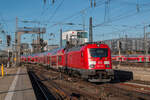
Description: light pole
xmin=144 ymin=24 xmax=150 ymax=66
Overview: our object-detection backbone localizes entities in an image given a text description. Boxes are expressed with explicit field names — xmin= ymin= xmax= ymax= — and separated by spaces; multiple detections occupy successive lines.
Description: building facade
xmin=103 ymin=38 xmax=150 ymax=54
xmin=62 ymin=30 xmax=88 ymax=47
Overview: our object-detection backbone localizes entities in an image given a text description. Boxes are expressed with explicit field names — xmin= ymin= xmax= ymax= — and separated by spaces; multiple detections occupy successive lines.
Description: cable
xmin=104 ymin=0 xmax=110 ymax=22
xmin=47 ymin=0 xmax=106 ymax=29
xmin=94 ymin=21 xmax=149 ymax=41
xmin=0 ymin=13 xmax=10 ymax=35
xmin=46 ymin=0 xmax=65 ymax=24
xmin=94 ymin=6 xmax=150 ymax=28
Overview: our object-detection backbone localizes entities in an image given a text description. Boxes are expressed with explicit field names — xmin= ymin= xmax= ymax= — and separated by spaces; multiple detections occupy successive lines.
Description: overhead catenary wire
xmin=47 ymin=0 xmax=149 ymax=29
xmin=47 ymin=0 xmax=106 ymax=29
xmin=104 ymin=0 xmax=110 ymax=22
xmin=94 ymin=21 xmax=149 ymax=41
xmin=29 ymin=0 xmax=106 ymax=29
xmin=45 ymin=0 xmax=150 ymax=42
xmin=2 ymin=0 xmax=150 ymax=47
xmin=46 ymin=0 xmax=65 ymax=24
xmin=0 ymin=13 xmax=10 ymax=35
xmin=94 ymin=6 xmax=150 ymax=28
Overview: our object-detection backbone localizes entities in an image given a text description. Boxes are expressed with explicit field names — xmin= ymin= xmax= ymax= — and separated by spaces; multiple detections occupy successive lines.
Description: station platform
xmin=0 ymin=66 xmax=36 ymax=100
xmin=113 ymin=65 xmax=150 ymax=82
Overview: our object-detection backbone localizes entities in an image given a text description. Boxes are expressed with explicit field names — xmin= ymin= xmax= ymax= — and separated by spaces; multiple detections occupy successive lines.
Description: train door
xmin=65 ymin=53 xmax=68 ymax=67
xmin=49 ymin=56 xmax=51 ymax=68
xmin=56 ymin=55 xmax=58 ymax=69
xmin=65 ymin=53 xmax=68 ymax=72
xmin=81 ymin=51 xmax=84 ymax=68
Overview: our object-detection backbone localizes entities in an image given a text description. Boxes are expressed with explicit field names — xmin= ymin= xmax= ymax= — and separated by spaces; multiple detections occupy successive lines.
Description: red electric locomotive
xmin=62 ymin=42 xmax=114 ymax=82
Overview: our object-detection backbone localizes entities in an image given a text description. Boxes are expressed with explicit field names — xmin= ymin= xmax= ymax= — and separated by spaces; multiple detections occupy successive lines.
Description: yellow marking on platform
xmin=14 ymin=58 xmax=16 ymax=61
xmin=1 ymin=64 xmax=4 ymax=78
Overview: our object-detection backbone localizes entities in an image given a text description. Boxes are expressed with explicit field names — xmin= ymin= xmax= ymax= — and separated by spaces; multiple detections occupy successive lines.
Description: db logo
xmin=97 ymin=65 xmax=104 ymax=67
xmin=98 ymin=61 xmax=102 ymax=64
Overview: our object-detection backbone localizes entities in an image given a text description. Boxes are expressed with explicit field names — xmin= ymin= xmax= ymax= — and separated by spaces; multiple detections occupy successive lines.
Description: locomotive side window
xmin=90 ymin=48 xmax=108 ymax=57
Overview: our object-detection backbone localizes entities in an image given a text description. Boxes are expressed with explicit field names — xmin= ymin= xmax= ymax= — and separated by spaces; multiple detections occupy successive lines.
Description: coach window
xmin=81 ymin=51 xmax=84 ymax=57
xmin=58 ymin=56 xmax=62 ymax=62
xmin=47 ymin=56 xmax=49 ymax=62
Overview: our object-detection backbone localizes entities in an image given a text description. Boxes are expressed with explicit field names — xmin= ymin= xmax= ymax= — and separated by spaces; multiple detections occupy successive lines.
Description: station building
xmin=62 ymin=30 xmax=88 ymax=47
xmin=103 ymin=38 xmax=150 ymax=54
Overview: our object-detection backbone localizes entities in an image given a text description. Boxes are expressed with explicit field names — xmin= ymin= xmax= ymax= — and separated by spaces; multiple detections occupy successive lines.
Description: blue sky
xmin=1 ymin=0 xmax=150 ymax=49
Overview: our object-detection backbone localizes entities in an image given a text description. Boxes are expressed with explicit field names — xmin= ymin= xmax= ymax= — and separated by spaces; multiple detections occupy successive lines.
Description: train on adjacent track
xmin=112 ymin=55 xmax=150 ymax=63
xmin=21 ymin=42 xmax=114 ymax=82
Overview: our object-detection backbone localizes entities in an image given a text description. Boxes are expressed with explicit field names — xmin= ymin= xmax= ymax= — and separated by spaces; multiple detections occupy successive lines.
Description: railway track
xmin=27 ymin=64 xmax=105 ymax=100
xmin=112 ymin=61 xmax=150 ymax=67
xmin=28 ymin=70 xmax=56 ymax=100
xmin=27 ymin=64 xmax=150 ymax=100
xmin=28 ymin=66 xmax=96 ymax=100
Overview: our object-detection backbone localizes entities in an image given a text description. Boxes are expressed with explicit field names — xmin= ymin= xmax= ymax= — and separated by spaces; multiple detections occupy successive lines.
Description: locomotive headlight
xmin=104 ymin=61 xmax=110 ymax=64
xmin=89 ymin=61 xmax=96 ymax=65
xmin=89 ymin=60 xmax=96 ymax=68
xmin=90 ymin=64 xmax=95 ymax=68
xmin=105 ymin=64 xmax=110 ymax=68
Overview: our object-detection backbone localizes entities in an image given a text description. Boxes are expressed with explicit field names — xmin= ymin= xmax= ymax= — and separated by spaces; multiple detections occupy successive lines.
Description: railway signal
xmin=117 ymin=40 xmax=122 ymax=56
xmin=43 ymin=0 xmax=55 ymax=5
xmin=90 ymin=0 xmax=96 ymax=8
xmin=6 ymin=35 xmax=11 ymax=46
xmin=119 ymin=41 xmax=122 ymax=50
xmin=52 ymin=0 xmax=55 ymax=4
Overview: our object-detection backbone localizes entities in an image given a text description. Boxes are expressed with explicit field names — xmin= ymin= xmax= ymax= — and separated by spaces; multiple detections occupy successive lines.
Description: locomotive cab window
xmin=89 ymin=48 xmax=108 ymax=57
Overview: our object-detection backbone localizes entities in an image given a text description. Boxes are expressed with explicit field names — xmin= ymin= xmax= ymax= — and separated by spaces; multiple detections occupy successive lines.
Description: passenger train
xmin=21 ymin=42 xmax=114 ymax=82
xmin=112 ymin=55 xmax=150 ymax=62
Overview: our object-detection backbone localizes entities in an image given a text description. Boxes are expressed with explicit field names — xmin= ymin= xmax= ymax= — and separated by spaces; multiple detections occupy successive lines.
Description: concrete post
xmin=89 ymin=17 xmax=93 ymax=42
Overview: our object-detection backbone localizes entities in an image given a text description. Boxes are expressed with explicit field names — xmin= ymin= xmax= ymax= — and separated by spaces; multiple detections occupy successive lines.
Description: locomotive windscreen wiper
xmin=99 ymin=57 xmax=103 ymax=60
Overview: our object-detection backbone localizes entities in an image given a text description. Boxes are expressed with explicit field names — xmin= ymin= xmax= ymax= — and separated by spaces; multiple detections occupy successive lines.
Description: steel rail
xmin=28 ymin=71 xmax=56 ymax=100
